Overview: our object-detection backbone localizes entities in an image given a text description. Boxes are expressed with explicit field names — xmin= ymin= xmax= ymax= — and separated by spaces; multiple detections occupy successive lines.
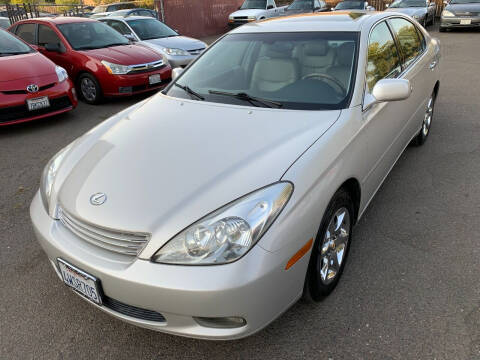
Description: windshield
xmin=0 ymin=29 xmax=34 ymax=56
xmin=166 ymin=32 xmax=359 ymax=110
xmin=240 ymin=0 xmax=267 ymax=9
xmin=450 ymin=0 xmax=480 ymax=3
xmin=126 ymin=18 xmax=177 ymax=40
xmin=57 ymin=21 xmax=129 ymax=50
xmin=287 ymin=0 xmax=314 ymax=10
xmin=92 ymin=5 xmax=108 ymax=13
xmin=335 ymin=1 xmax=364 ymax=9
xmin=389 ymin=0 xmax=426 ymax=7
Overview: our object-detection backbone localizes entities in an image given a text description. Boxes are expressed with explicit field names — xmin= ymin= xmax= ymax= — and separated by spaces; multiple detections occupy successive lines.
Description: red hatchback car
xmin=0 ymin=28 xmax=77 ymax=126
xmin=9 ymin=17 xmax=172 ymax=104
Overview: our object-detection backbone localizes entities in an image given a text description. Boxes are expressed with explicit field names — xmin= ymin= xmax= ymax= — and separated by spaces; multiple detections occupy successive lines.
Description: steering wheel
xmin=301 ymin=73 xmax=346 ymax=96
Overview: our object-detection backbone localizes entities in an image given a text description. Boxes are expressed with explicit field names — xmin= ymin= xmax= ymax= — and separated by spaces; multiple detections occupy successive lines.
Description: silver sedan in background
xmin=385 ymin=0 xmax=437 ymax=27
xmin=100 ymin=16 xmax=207 ymax=67
xmin=30 ymin=11 xmax=440 ymax=340
xmin=440 ymin=0 xmax=480 ymax=31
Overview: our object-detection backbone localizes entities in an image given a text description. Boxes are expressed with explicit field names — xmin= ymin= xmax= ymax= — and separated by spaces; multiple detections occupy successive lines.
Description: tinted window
xmin=107 ymin=20 xmax=132 ymax=35
xmin=389 ymin=18 xmax=422 ymax=67
xmin=389 ymin=0 xmax=427 ymax=7
xmin=167 ymin=32 xmax=359 ymax=110
xmin=139 ymin=10 xmax=154 ymax=17
xmin=288 ymin=0 xmax=315 ymax=10
xmin=57 ymin=21 xmax=129 ymax=50
xmin=335 ymin=1 xmax=365 ymax=9
xmin=15 ymin=23 xmax=36 ymax=44
xmin=38 ymin=24 xmax=62 ymax=47
xmin=240 ymin=0 xmax=267 ymax=9
xmin=0 ymin=28 xmax=34 ymax=56
xmin=126 ymin=18 xmax=177 ymax=40
xmin=367 ymin=21 xmax=402 ymax=91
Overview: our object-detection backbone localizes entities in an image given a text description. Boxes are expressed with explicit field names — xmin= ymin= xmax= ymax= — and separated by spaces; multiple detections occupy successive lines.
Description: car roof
xmin=101 ymin=15 xmax=155 ymax=21
xmin=15 ymin=16 xmax=98 ymax=25
xmin=231 ymin=11 xmax=390 ymax=33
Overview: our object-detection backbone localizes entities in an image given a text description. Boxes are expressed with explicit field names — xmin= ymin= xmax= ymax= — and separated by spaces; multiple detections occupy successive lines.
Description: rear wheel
xmin=304 ymin=188 xmax=354 ymax=301
xmin=78 ymin=73 xmax=102 ymax=105
xmin=412 ymin=90 xmax=436 ymax=146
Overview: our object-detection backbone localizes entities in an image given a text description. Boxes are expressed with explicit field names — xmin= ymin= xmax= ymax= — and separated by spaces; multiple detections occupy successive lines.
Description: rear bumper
xmin=30 ymin=192 xmax=304 ymax=339
xmin=100 ymin=66 xmax=172 ymax=97
xmin=0 ymin=80 xmax=77 ymax=126
xmin=440 ymin=16 xmax=480 ymax=28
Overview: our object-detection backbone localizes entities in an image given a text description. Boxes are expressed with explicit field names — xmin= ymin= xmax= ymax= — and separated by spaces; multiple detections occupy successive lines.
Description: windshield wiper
xmin=208 ymin=90 xmax=283 ymax=108
xmin=174 ymin=83 xmax=205 ymax=100
xmin=0 ymin=51 xmax=30 ymax=56
xmin=104 ymin=42 xmax=127 ymax=48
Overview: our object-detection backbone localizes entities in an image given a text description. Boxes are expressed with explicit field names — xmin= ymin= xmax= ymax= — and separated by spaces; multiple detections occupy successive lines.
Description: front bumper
xmin=100 ymin=66 xmax=172 ymax=97
xmin=167 ymin=55 xmax=200 ymax=68
xmin=30 ymin=192 xmax=304 ymax=339
xmin=440 ymin=16 xmax=480 ymax=28
xmin=0 ymin=79 xmax=77 ymax=126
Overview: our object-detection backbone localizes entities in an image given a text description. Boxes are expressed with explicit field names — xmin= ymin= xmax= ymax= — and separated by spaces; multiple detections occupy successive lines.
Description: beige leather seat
xmin=300 ymin=41 xmax=336 ymax=78
xmin=251 ymin=44 xmax=299 ymax=93
xmin=327 ymin=42 xmax=355 ymax=91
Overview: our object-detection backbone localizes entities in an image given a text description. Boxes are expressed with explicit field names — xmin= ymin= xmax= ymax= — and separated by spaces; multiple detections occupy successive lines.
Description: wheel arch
xmin=433 ymin=80 xmax=440 ymax=100
xmin=338 ymin=177 xmax=361 ymax=224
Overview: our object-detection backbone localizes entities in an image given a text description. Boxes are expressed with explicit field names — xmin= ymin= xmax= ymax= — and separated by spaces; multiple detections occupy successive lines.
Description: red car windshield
xmin=0 ymin=29 xmax=34 ymax=56
xmin=57 ymin=21 xmax=129 ymax=50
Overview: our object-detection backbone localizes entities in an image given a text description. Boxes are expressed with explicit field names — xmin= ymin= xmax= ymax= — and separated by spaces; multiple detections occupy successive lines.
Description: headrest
xmin=336 ymin=42 xmax=355 ymax=66
xmin=265 ymin=42 xmax=294 ymax=58
xmin=304 ymin=41 xmax=328 ymax=57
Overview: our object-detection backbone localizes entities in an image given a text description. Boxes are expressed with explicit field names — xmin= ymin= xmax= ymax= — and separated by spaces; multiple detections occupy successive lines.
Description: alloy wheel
xmin=318 ymin=207 xmax=351 ymax=285
xmin=422 ymin=95 xmax=434 ymax=137
xmin=81 ymin=77 xmax=97 ymax=102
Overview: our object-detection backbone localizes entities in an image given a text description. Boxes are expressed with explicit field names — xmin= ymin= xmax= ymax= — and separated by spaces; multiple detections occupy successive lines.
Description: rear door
xmin=36 ymin=24 xmax=73 ymax=74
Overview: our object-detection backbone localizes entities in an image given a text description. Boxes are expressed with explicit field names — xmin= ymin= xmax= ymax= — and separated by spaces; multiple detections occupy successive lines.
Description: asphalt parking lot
xmin=1 ymin=25 xmax=479 ymax=359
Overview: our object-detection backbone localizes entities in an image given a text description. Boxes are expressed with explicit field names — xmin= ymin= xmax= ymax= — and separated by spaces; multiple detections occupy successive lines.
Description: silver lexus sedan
xmin=30 ymin=11 xmax=441 ymax=340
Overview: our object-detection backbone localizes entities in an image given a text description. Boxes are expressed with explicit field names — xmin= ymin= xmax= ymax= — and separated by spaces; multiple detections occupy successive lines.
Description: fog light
xmin=193 ymin=316 xmax=246 ymax=329
xmin=119 ymin=86 xmax=133 ymax=93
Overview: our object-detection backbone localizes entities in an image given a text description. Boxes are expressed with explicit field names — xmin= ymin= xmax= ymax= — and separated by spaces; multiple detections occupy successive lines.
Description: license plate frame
xmin=27 ymin=96 xmax=50 ymax=111
xmin=460 ymin=19 xmax=472 ymax=25
xmin=57 ymin=258 xmax=103 ymax=305
xmin=149 ymin=74 xmax=161 ymax=85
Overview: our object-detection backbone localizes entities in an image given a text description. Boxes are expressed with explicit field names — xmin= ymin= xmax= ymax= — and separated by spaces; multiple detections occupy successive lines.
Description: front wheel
xmin=78 ymin=73 xmax=102 ymax=105
xmin=304 ymin=188 xmax=354 ymax=301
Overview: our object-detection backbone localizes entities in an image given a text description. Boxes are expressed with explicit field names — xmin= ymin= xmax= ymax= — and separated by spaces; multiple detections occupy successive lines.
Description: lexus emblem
xmin=90 ymin=192 xmax=107 ymax=206
xmin=26 ymin=84 xmax=39 ymax=93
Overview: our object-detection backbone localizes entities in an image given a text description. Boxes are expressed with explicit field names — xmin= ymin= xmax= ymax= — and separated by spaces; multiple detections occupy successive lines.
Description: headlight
xmin=55 ymin=66 xmax=68 ymax=83
xmin=162 ymin=47 xmax=190 ymax=56
xmin=442 ymin=10 xmax=455 ymax=17
xmin=152 ymin=182 xmax=293 ymax=265
xmin=101 ymin=60 xmax=130 ymax=75
xmin=40 ymin=142 xmax=75 ymax=215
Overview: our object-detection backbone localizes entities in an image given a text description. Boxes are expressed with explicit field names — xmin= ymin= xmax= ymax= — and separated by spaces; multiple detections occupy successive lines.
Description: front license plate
xmin=57 ymin=259 xmax=102 ymax=305
xmin=149 ymin=74 xmax=161 ymax=85
xmin=460 ymin=19 xmax=471 ymax=25
xmin=27 ymin=96 xmax=50 ymax=111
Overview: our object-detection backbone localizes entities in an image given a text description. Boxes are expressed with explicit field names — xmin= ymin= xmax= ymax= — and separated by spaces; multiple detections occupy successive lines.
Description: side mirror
xmin=172 ymin=67 xmax=184 ymax=80
xmin=267 ymin=4 xmax=274 ymax=9
xmin=364 ymin=1 xmax=369 ymax=7
xmin=364 ymin=79 xmax=411 ymax=110
xmin=124 ymin=33 xmax=136 ymax=42
xmin=45 ymin=42 xmax=63 ymax=53
xmin=385 ymin=3 xmax=389 ymax=7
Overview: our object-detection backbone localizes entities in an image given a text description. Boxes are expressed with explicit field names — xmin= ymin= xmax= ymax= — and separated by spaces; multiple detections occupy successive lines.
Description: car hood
xmin=446 ymin=3 xmax=480 ymax=13
xmin=230 ymin=9 xmax=265 ymax=17
xmin=56 ymin=95 xmax=341 ymax=258
xmin=80 ymin=43 xmax=161 ymax=65
xmin=0 ymin=52 xmax=57 ymax=87
xmin=384 ymin=7 xmax=426 ymax=16
xmin=143 ymin=36 xmax=206 ymax=51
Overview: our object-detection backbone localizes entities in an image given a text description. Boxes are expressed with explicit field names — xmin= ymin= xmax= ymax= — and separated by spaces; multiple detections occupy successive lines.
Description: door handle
xmin=429 ymin=61 xmax=437 ymax=70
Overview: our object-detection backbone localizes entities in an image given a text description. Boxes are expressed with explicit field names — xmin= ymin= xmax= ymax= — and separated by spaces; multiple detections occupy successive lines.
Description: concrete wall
xmin=155 ymin=0 xmax=243 ymax=38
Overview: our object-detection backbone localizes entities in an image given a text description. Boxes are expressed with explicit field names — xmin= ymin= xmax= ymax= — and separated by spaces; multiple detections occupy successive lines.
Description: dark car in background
xmin=385 ymin=0 xmax=437 ymax=27
xmin=333 ymin=0 xmax=375 ymax=10
xmin=282 ymin=0 xmax=329 ymax=15
xmin=9 ymin=17 xmax=172 ymax=104
xmin=440 ymin=0 xmax=480 ymax=31
xmin=107 ymin=8 xmax=158 ymax=18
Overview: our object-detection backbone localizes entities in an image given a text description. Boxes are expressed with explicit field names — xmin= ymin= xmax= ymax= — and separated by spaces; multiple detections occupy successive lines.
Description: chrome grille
xmin=127 ymin=60 xmax=165 ymax=74
xmin=58 ymin=207 xmax=150 ymax=256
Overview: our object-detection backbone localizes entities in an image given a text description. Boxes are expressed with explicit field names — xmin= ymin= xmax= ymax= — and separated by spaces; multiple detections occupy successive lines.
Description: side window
xmin=389 ymin=18 xmax=423 ymax=68
xmin=140 ymin=10 xmax=154 ymax=17
xmin=108 ymin=20 xmax=132 ymax=35
xmin=367 ymin=21 xmax=402 ymax=92
xmin=314 ymin=0 xmax=321 ymax=8
xmin=38 ymin=24 xmax=62 ymax=47
xmin=15 ymin=23 xmax=36 ymax=44
xmin=416 ymin=26 xmax=426 ymax=50
xmin=267 ymin=0 xmax=275 ymax=8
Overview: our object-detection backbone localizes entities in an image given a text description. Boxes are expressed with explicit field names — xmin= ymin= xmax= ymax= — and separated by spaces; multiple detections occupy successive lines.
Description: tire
xmin=303 ymin=188 xmax=354 ymax=302
xmin=78 ymin=73 xmax=102 ymax=105
xmin=412 ymin=90 xmax=436 ymax=146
